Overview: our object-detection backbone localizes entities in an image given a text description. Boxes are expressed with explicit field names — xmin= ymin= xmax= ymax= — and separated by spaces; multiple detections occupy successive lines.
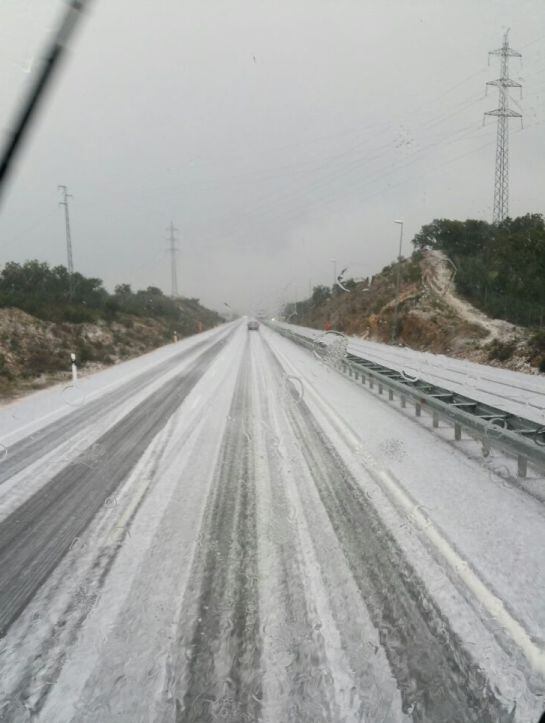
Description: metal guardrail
xmin=272 ymin=324 xmax=545 ymax=478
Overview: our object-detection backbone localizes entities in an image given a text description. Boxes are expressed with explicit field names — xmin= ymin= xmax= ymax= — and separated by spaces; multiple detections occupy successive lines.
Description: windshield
xmin=0 ymin=2 xmax=544 ymax=722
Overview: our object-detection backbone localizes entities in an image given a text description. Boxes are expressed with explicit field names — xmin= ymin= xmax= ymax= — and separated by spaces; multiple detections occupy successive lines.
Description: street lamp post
xmin=391 ymin=220 xmax=404 ymax=343
xmin=330 ymin=258 xmax=337 ymax=289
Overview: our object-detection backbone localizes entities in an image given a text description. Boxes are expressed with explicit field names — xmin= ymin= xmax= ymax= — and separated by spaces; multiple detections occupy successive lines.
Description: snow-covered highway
xmin=0 ymin=322 xmax=544 ymax=722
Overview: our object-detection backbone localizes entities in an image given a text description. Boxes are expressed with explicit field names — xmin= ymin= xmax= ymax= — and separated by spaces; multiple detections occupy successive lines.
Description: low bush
xmin=487 ymin=338 xmax=517 ymax=362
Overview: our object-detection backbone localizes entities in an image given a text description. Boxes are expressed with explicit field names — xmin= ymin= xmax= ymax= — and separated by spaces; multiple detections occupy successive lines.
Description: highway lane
xmin=0 ymin=322 xmax=543 ymax=722
xmin=176 ymin=349 xmax=262 ymax=722
xmin=172 ymin=334 xmax=505 ymax=722
xmin=262 ymin=339 xmax=503 ymax=722
xmin=0 ymin=325 xmax=230 ymax=487
xmin=0 ymin=333 xmax=229 ymax=635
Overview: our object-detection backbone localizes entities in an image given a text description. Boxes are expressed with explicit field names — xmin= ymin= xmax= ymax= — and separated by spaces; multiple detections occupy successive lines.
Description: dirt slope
xmin=423 ymin=251 xmax=517 ymax=342
xmin=294 ymin=251 xmax=543 ymax=374
xmin=0 ymin=302 xmax=223 ymax=399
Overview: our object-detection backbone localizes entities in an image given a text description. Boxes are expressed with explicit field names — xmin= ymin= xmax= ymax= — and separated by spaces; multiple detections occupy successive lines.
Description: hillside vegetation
xmin=0 ymin=260 xmax=223 ymax=397
xmin=412 ymin=213 xmax=545 ymax=328
xmin=286 ymin=213 xmax=545 ymax=373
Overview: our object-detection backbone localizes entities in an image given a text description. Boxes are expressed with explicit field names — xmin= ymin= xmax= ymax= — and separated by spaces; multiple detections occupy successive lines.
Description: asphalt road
xmin=0 ymin=323 xmax=541 ymax=722
xmin=0 ymin=330 xmax=231 ymax=637
xmin=172 ymin=336 xmax=506 ymax=723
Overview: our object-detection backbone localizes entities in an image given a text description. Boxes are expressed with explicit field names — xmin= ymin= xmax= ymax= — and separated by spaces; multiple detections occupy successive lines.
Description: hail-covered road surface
xmin=0 ymin=322 xmax=544 ymax=722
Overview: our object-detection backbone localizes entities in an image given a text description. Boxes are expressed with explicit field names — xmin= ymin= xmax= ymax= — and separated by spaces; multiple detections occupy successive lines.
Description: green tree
xmin=411 ymin=213 xmax=545 ymax=327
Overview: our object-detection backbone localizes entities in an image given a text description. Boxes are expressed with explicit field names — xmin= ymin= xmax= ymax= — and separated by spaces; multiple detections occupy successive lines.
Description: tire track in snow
xmin=175 ymin=343 xmax=261 ymax=723
xmin=0 ymin=336 xmax=228 ymax=637
xmin=3 ymin=411 xmax=181 ymax=719
xmin=250 ymin=334 xmax=341 ymax=722
xmin=262 ymin=337 xmax=510 ymax=723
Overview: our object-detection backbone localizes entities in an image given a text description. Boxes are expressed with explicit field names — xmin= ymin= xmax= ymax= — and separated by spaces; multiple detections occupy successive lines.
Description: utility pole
xmin=391 ymin=220 xmax=404 ymax=343
xmin=167 ymin=221 xmax=179 ymax=298
xmin=58 ymin=184 xmax=74 ymax=297
xmin=484 ymin=30 xmax=522 ymax=224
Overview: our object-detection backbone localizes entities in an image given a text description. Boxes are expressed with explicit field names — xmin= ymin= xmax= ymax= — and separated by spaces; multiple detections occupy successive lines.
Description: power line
xmin=201 ymin=130 xmax=499 ymax=251
xmin=166 ymin=221 xmax=179 ymax=298
xmin=209 ymin=120 xmax=488 ymax=235
xmin=484 ymin=30 xmax=523 ymax=223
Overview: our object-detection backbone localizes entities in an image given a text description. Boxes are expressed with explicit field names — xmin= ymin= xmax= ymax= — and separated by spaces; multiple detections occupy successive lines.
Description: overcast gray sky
xmin=0 ymin=0 xmax=544 ymax=315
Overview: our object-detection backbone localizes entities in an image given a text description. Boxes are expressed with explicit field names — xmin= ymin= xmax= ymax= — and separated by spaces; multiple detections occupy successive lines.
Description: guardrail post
xmin=517 ymin=455 xmax=528 ymax=478
xmin=415 ymin=402 xmax=422 ymax=417
xmin=369 ymin=377 xmax=374 ymax=389
xmin=454 ymin=423 xmax=462 ymax=440
xmin=378 ymin=383 xmax=383 ymax=395
xmin=388 ymin=389 xmax=394 ymax=401
xmin=401 ymin=395 xmax=406 ymax=408
xmin=433 ymin=411 xmax=439 ymax=428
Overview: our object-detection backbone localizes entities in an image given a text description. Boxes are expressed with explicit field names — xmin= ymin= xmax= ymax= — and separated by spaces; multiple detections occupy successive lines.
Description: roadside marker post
xmin=71 ymin=352 xmax=77 ymax=384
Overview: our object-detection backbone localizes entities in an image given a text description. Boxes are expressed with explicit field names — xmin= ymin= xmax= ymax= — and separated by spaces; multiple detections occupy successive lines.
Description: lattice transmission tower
xmin=484 ymin=30 xmax=523 ymax=224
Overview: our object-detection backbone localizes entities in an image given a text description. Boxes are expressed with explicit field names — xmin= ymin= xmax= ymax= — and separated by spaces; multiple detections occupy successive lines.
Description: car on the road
xmin=247 ymin=320 xmax=259 ymax=331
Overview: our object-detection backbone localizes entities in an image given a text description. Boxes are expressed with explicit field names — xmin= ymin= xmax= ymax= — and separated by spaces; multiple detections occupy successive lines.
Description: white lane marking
xmin=268 ymin=330 xmax=545 ymax=679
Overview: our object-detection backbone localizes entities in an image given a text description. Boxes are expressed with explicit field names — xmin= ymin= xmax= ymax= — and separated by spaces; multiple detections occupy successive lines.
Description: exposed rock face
xmin=0 ymin=306 xmax=221 ymax=399
xmin=294 ymin=251 xmax=542 ymax=374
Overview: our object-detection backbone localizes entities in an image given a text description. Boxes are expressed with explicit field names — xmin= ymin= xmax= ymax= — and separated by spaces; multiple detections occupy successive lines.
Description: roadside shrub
xmin=529 ymin=330 xmax=545 ymax=354
xmin=76 ymin=341 xmax=101 ymax=364
xmin=25 ymin=348 xmax=64 ymax=376
xmin=62 ymin=306 xmax=97 ymax=324
xmin=404 ymin=259 xmax=422 ymax=284
xmin=487 ymin=338 xmax=517 ymax=362
xmin=0 ymin=353 xmax=12 ymax=379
